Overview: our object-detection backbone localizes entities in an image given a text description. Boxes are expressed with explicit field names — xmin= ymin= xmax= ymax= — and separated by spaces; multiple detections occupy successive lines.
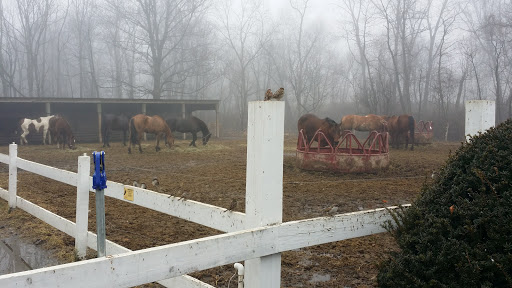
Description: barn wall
xmin=52 ymin=103 xmax=99 ymax=144
xmin=0 ymin=103 xmax=47 ymax=145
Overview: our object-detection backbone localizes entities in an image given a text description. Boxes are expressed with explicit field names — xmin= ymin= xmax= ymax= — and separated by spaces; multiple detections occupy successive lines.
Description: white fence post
xmin=465 ymin=100 xmax=496 ymax=141
xmin=75 ymin=154 xmax=91 ymax=259
xmin=8 ymin=143 xmax=17 ymax=211
xmin=244 ymin=101 xmax=285 ymax=288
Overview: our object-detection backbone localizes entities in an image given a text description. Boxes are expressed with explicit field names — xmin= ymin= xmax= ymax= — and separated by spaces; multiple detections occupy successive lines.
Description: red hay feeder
xmin=296 ymin=130 xmax=390 ymax=173
xmin=413 ymin=120 xmax=433 ymax=144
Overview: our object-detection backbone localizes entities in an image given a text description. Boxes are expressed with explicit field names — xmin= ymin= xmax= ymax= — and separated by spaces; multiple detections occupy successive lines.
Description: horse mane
xmin=193 ymin=116 xmax=210 ymax=135
xmin=324 ymin=117 xmax=337 ymax=126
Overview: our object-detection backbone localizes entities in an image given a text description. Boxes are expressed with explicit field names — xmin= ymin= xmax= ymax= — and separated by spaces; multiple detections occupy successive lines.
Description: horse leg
xmin=122 ymin=130 xmax=127 ymax=146
xmin=155 ymin=133 xmax=161 ymax=152
xmin=190 ymin=133 xmax=197 ymax=147
xmin=20 ymin=130 xmax=29 ymax=145
xmin=44 ymin=127 xmax=52 ymax=145
xmin=102 ymin=129 xmax=108 ymax=147
xmin=106 ymin=129 xmax=111 ymax=147
xmin=127 ymin=135 xmax=131 ymax=153
xmin=138 ymin=134 xmax=143 ymax=153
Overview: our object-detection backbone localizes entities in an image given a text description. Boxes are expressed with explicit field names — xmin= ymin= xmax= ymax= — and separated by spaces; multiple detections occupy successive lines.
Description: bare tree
xmin=123 ymin=0 xmax=207 ymax=100
xmin=463 ymin=0 xmax=510 ymax=123
xmin=288 ymin=0 xmax=323 ymax=116
xmin=375 ymin=0 xmax=426 ymax=114
xmin=419 ymin=0 xmax=450 ymax=120
xmin=340 ymin=0 xmax=377 ymax=113
xmin=217 ymin=0 xmax=269 ymax=128
xmin=14 ymin=0 xmax=56 ymax=97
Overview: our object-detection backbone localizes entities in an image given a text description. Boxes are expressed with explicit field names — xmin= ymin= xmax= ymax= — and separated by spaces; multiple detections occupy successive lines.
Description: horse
xmin=165 ymin=116 xmax=211 ymax=147
xmin=102 ymin=113 xmax=130 ymax=147
xmin=48 ymin=114 xmax=61 ymax=141
xmin=385 ymin=114 xmax=415 ymax=150
xmin=128 ymin=114 xmax=175 ymax=153
xmin=18 ymin=115 xmax=57 ymax=145
xmin=340 ymin=114 xmax=388 ymax=133
xmin=297 ymin=114 xmax=342 ymax=147
xmin=54 ymin=117 xmax=76 ymax=150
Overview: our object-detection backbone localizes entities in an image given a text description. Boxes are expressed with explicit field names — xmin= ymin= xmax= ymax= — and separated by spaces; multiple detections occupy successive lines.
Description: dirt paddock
xmin=0 ymin=135 xmax=460 ymax=287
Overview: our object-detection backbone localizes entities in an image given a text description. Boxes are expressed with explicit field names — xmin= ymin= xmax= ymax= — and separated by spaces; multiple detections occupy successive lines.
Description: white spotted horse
xmin=18 ymin=115 xmax=58 ymax=145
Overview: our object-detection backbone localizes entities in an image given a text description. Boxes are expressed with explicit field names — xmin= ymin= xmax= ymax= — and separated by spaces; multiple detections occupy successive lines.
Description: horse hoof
xmin=128 ymin=148 xmax=131 ymax=154
xmin=155 ymin=146 xmax=161 ymax=152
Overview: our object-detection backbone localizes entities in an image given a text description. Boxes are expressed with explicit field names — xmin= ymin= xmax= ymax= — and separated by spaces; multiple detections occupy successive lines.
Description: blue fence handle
xmin=92 ymin=151 xmax=107 ymax=190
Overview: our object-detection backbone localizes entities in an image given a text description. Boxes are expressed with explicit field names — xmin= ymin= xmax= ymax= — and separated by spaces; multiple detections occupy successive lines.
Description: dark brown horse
xmin=102 ymin=113 xmax=130 ymax=147
xmin=165 ymin=116 xmax=211 ymax=147
xmin=340 ymin=114 xmax=387 ymax=133
xmin=297 ymin=114 xmax=342 ymax=147
xmin=385 ymin=114 xmax=415 ymax=150
xmin=54 ymin=117 xmax=76 ymax=150
xmin=128 ymin=114 xmax=175 ymax=153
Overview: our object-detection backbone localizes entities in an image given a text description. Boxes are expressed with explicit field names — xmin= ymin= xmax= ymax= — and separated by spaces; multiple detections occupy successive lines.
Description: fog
xmin=0 ymin=0 xmax=511 ymax=140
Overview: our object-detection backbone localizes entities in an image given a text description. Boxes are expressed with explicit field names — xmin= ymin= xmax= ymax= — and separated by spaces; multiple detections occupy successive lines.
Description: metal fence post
xmin=8 ymin=143 xmax=17 ymax=212
xmin=92 ymin=151 xmax=107 ymax=257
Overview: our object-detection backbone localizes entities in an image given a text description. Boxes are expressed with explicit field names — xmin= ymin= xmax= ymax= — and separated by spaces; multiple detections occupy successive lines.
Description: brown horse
xmin=102 ymin=113 xmax=130 ymax=147
xmin=54 ymin=117 xmax=76 ymax=150
xmin=340 ymin=114 xmax=387 ymax=133
xmin=165 ymin=116 xmax=211 ymax=147
xmin=385 ymin=114 xmax=415 ymax=150
xmin=128 ymin=114 xmax=175 ymax=153
xmin=297 ymin=114 xmax=342 ymax=147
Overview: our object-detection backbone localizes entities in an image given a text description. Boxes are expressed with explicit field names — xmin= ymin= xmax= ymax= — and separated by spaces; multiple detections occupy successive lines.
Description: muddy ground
xmin=0 ymin=135 xmax=461 ymax=287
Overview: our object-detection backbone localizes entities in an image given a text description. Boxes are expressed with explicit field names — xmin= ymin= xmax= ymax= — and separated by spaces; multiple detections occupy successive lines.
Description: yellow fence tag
xmin=124 ymin=187 xmax=134 ymax=201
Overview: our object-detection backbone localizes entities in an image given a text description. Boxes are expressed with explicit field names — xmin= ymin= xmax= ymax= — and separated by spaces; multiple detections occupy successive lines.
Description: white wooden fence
xmin=0 ymin=101 xmax=409 ymax=288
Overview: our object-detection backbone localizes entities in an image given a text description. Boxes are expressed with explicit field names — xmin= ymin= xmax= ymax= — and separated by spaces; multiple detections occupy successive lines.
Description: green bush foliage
xmin=378 ymin=119 xmax=512 ymax=287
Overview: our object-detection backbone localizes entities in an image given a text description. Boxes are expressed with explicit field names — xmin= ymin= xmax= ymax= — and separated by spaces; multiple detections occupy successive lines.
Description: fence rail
xmin=0 ymin=101 xmax=408 ymax=288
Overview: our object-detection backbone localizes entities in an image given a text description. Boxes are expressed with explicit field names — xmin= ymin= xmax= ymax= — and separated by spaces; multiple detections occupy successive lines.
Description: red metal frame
xmin=296 ymin=129 xmax=390 ymax=173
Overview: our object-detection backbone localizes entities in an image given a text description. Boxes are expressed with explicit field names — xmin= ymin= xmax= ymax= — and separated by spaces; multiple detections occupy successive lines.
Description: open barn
xmin=0 ymin=98 xmax=220 ymax=146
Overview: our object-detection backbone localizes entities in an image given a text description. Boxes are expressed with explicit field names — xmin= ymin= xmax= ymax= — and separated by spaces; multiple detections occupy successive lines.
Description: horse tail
xmin=129 ymin=117 xmax=138 ymax=144
xmin=408 ymin=115 xmax=415 ymax=145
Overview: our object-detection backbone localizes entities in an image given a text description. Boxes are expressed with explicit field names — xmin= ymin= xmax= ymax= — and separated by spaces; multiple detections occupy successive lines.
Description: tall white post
xmin=244 ymin=101 xmax=284 ymax=288
xmin=8 ymin=143 xmax=17 ymax=211
xmin=465 ymin=100 xmax=495 ymax=141
xmin=75 ymin=154 xmax=91 ymax=259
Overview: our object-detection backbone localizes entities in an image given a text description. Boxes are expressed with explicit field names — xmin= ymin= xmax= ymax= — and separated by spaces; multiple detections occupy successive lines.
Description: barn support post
xmin=8 ymin=143 xmax=17 ymax=211
xmin=142 ymin=103 xmax=147 ymax=141
xmin=182 ymin=103 xmax=187 ymax=140
xmin=215 ymin=103 xmax=220 ymax=138
xmin=244 ymin=101 xmax=284 ymax=288
xmin=45 ymin=102 xmax=51 ymax=116
xmin=97 ymin=104 xmax=102 ymax=143
xmin=75 ymin=154 xmax=91 ymax=259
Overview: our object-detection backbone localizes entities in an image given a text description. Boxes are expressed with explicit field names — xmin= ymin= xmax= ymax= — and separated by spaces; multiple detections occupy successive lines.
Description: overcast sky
xmin=264 ymin=0 xmax=340 ymax=28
